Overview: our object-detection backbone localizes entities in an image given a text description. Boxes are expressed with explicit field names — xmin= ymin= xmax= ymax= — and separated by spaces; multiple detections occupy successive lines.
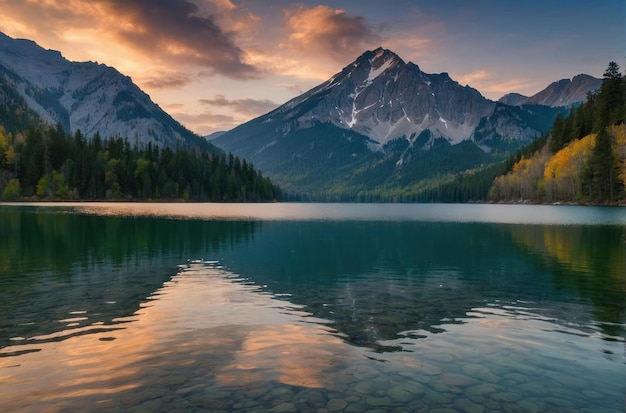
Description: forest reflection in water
xmin=0 ymin=204 xmax=624 ymax=412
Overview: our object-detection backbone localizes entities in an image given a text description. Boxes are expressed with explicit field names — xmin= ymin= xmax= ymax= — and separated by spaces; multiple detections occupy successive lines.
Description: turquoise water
xmin=0 ymin=203 xmax=624 ymax=412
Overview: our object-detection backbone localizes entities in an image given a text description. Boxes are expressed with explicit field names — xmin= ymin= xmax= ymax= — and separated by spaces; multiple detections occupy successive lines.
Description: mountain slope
xmin=499 ymin=74 xmax=601 ymax=107
xmin=267 ymin=48 xmax=495 ymax=147
xmin=214 ymin=48 xmax=565 ymax=196
xmin=0 ymin=69 xmax=43 ymax=133
xmin=0 ymin=32 xmax=212 ymax=151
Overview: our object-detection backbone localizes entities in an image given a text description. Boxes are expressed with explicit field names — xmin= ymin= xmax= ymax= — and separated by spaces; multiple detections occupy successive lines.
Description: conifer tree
xmin=583 ymin=129 xmax=620 ymax=202
xmin=549 ymin=114 xmax=565 ymax=153
xmin=595 ymin=62 xmax=624 ymax=129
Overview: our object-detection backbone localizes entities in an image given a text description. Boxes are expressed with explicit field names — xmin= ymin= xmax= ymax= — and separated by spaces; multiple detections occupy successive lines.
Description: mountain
xmin=205 ymin=131 xmax=227 ymax=141
xmin=0 ymin=32 xmax=212 ymax=151
xmin=499 ymin=74 xmax=601 ymax=107
xmin=253 ymin=48 xmax=495 ymax=148
xmin=498 ymin=93 xmax=527 ymax=106
xmin=213 ymin=47 xmax=566 ymax=197
xmin=0 ymin=66 xmax=43 ymax=133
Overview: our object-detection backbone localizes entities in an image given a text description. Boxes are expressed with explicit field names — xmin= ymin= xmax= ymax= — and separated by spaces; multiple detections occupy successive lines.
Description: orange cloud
xmin=0 ymin=0 xmax=261 ymax=80
xmin=172 ymin=110 xmax=241 ymax=135
xmin=458 ymin=70 xmax=490 ymax=86
xmin=199 ymin=94 xmax=279 ymax=117
xmin=456 ymin=69 xmax=540 ymax=99
xmin=281 ymin=5 xmax=381 ymax=63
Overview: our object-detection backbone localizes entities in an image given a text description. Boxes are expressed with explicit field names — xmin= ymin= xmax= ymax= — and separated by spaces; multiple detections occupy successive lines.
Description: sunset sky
xmin=0 ymin=0 xmax=623 ymax=135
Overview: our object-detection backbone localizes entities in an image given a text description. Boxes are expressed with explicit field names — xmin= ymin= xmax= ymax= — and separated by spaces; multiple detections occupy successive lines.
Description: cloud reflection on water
xmin=0 ymin=261 xmax=354 ymax=411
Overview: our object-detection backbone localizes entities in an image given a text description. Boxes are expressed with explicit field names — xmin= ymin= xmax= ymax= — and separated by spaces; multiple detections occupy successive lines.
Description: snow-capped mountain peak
xmin=274 ymin=47 xmax=493 ymax=146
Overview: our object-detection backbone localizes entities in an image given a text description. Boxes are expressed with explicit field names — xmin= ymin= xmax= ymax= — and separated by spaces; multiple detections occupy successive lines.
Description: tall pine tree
xmin=595 ymin=61 xmax=624 ymax=129
xmin=583 ymin=129 xmax=620 ymax=202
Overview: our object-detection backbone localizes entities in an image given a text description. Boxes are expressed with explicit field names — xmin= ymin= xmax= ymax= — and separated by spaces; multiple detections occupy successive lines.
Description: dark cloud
xmin=199 ymin=94 xmax=278 ymax=116
xmin=99 ymin=0 xmax=260 ymax=79
xmin=284 ymin=6 xmax=382 ymax=62
xmin=142 ymin=72 xmax=193 ymax=89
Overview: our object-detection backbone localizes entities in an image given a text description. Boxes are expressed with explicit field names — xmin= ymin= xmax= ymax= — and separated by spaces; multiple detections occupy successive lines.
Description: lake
xmin=0 ymin=202 xmax=624 ymax=412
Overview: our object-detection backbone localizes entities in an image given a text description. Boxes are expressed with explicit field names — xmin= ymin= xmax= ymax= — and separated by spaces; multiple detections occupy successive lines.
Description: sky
xmin=0 ymin=0 xmax=624 ymax=136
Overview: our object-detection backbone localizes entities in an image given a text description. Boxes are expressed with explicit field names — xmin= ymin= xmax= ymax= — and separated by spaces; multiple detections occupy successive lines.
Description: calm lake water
xmin=0 ymin=202 xmax=624 ymax=412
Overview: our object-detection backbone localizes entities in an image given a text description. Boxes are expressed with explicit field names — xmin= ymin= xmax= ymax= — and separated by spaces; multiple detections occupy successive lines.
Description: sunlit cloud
xmin=458 ymin=70 xmax=490 ymax=86
xmin=277 ymin=83 xmax=304 ymax=95
xmin=97 ymin=0 xmax=260 ymax=79
xmin=0 ymin=0 xmax=261 ymax=80
xmin=163 ymin=103 xmax=185 ymax=110
xmin=172 ymin=110 xmax=242 ymax=135
xmin=456 ymin=71 xmax=541 ymax=100
xmin=281 ymin=5 xmax=381 ymax=63
xmin=244 ymin=5 xmax=384 ymax=84
xmin=199 ymin=95 xmax=279 ymax=117
xmin=482 ymin=78 xmax=543 ymax=99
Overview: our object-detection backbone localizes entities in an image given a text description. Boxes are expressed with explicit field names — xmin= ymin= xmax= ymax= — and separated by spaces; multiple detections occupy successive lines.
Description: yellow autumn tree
xmin=542 ymin=134 xmax=595 ymax=202
xmin=489 ymin=149 xmax=550 ymax=202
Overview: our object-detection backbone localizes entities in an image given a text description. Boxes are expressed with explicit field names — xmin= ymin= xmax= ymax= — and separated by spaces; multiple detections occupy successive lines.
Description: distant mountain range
xmin=0 ymin=32 xmax=212 ymax=151
xmin=499 ymin=74 xmax=602 ymax=107
xmin=213 ymin=48 xmax=599 ymax=195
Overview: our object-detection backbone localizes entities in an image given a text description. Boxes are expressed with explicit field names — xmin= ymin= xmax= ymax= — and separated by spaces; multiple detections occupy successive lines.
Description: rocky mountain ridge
xmin=0 ymin=32 xmax=211 ymax=150
xmin=274 ymin=48 xmax=495 ymax=148
xmin=499 ymin=74 xmax=601 ymax=107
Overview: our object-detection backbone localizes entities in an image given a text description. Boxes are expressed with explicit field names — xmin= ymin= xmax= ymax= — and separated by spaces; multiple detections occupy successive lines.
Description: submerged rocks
xmin=327 ymin=398 xmax=348 ymax=411
xmin=466 ymin=383 xmax=502 ymax=397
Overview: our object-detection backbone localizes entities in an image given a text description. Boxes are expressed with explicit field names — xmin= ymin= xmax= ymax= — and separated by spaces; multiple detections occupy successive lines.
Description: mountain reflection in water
xmin=0 ymin=203 xmax=624 ymax=412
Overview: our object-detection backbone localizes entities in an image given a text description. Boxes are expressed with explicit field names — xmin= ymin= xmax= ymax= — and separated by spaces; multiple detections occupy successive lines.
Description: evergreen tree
xmin=582 ymin=129 xmax=620 ymax=202
xmin=549 ymin=114 xmax=566 ymax=153
xmin=595 ymin=62 xmax=625 ymax=129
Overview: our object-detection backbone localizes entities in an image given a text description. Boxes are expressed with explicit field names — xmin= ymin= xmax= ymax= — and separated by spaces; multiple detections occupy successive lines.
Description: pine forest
xmin=0 ymin=124 xmax=279 ymax=202
xmin=489 ymin=62 xmax=626 ymax=204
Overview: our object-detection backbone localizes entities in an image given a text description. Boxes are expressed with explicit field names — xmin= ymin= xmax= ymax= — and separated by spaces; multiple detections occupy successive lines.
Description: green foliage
xmin=1 ymin=178 xmax=20 ymax=200
xmin=490 ymin=61 xmax=626 ymax=204
xmin=0 ymin=124 xmax=280 ymax=202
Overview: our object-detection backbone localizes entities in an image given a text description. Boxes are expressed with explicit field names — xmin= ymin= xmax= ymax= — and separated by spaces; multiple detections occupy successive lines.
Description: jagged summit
xmin=353 ymin=47 xmax=405 ymax=74
xmin=272 ymin=47 xmax=494 ymax=148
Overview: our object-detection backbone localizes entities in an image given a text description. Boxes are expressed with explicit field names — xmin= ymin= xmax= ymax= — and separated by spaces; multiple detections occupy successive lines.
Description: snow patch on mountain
xmin=367 ymin=54 xmax=397 ymax=82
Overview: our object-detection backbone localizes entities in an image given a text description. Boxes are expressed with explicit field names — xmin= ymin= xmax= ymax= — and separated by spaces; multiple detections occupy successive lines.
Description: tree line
xmin=0 ymin=123 xmax=280 ymax=202
xmin=489 ymin=61 xmax=626 ymax=204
